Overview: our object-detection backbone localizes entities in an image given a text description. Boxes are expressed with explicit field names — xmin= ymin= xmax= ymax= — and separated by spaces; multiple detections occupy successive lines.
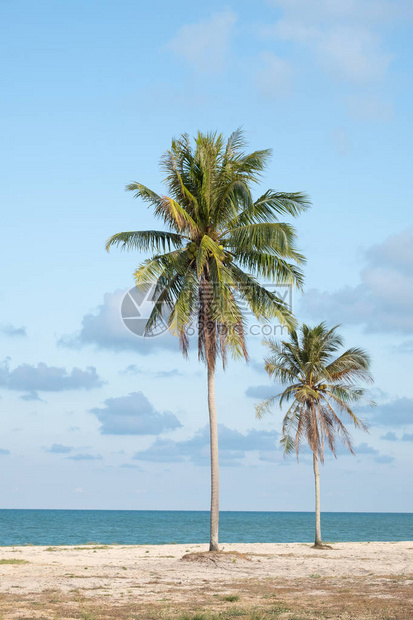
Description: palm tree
xmin=106 ymin=130 xmax=309 ymax=551
xmin=256 ymin=323 xmax=374 ymax=548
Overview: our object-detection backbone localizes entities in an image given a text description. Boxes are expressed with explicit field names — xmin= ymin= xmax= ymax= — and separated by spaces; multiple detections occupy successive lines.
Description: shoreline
xmin=1 ymin=539 xmax=413 ymax=547
xmin=1 ymin=507 xmax=412 ymax=512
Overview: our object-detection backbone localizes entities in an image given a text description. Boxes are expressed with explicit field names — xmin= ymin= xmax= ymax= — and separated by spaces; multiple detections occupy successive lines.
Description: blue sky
xmin=1 ymin=0 xmax=413 ymax=511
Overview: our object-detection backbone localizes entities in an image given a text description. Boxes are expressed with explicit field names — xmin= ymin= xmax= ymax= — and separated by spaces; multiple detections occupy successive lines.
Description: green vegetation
xmin=0 ymin=558 xmax=29 ymax=565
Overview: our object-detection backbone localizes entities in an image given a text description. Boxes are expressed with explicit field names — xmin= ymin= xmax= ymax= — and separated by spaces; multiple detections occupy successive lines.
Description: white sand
xmin=0 ymin=542 xmax=412 ymax=600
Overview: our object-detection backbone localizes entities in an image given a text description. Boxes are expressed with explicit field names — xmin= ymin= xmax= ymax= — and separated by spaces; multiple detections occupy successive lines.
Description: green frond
xmin=229 ymin=264 xmax=297 ymax=329
xmin=235 ymin=191 xmax=311 ymax=227
xmin=157 ymin=196 xmax=200 ymax=236
xmin=225 ymin=127 xmax=246 ymax=153
xmin=195 ymin=235 xmax=225 ymax=278
xmin=167 ymin=273 xmax=199 ymax=337
xmin=134 ymin=249 xmax=187 ymax=290
xmin=106 ymin=230 xmax=184 ymax=253
xmin=280 ymin=433 xmax=296 ymax=456
xmin=125 ymin=182 xmax=163 ymax=206
xmin=255 ymin=394 xmax=279 ymax=419
xmin=325 ymin=347 xmax=373 ymax=384
xmin=226 ymin=222 xmax=298 ymax=253
xmin=235 ymin=250 xmax=305 ymax=287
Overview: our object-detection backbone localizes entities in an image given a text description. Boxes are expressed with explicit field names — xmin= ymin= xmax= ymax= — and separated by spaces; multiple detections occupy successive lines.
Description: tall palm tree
xmin=256 ymin=323 xmax=374 ymax=548
xmin=106 ymin=130 xmax=309 ymax=551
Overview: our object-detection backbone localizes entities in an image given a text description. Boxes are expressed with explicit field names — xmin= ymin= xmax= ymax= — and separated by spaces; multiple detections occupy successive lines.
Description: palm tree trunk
xmin=313 ymin=452 xmax=322 ymax=547
xmin=207 ymin=362 xmax=219 ymax=551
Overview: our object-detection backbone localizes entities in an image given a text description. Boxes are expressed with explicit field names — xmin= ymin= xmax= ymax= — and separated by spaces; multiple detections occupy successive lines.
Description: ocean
xmin=0 ymin=510 xmax=412 ymax=546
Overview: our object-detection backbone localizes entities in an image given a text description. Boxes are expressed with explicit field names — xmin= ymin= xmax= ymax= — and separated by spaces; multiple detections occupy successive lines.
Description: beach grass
xmin=0 ymin=573 xmax=412 ymax=619
xmin=0 ymin=598 xmax=408 ymax=620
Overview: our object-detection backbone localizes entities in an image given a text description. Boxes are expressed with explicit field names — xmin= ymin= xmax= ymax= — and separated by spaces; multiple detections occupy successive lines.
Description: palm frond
xmin=235 ymin=191 xmax=311 ymax=227
xmin=106 ymin=230 xmax=184 ymax=253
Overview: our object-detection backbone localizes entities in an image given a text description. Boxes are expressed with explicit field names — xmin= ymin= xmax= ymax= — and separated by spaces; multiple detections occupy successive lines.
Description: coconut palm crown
xmin=107 ymin=130 xmax=309 ymax=365
xmin=256 ymin=323 xmax=374 ymax=460
xmin=106 ymin=130 xmax=310 ymax=550
xmin=256 ymin=323 xmax=374 ymax=547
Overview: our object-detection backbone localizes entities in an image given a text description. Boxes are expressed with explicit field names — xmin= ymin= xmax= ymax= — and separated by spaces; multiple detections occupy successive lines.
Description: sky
xmin=1 ymin=0 xmax=413 ymax=512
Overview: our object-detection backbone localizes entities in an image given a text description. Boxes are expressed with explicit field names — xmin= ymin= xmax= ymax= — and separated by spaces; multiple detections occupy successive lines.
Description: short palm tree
xmin=256 ymin=323 xmax=374 ymax=548
xmin=106 ymin=130 xmax=309 ymax=550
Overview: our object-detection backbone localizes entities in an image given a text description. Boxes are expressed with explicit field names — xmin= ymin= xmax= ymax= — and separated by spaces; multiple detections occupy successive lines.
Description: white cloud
xmin=317 ymin=26 xmax=391 ymax=83
xmin=167 ymin=10 xmax=237 ymax=74
xmin=90 ymin=392 xmax=182 ymax=436
xmin=375 ymin=454 xmax=395 ymax=463
xmin=381 ymin=431 xmax=413 ymax=441
xmin=133 ymin=424 xmax=280 ymax=466
xmin=262 ymin=0 xmax=410 ymax=84
xmin=269 ymin=0 xmax=412 ymax=26
xmin=67 ymin=454 xmax=102 ymax=461
xmin=300 ymin=228 xmax=413 ymax=334
xmin=365 ymin=397 xmax=413 ymax=426
xmin=58 ymin=290 xmax=179 ymax=354
xmin=255 ymin=52 xmax=293 ymax=97
xmin=0 ymin=324 xmax=26 ymax=338
xmin=366 ymin=227 xmax=413 ymax=272
xmin=45 ymin=444 xmax=73 ymax=454
xmin=120 ymin=364 xmax=182 ymax=379
xmin=0 ymin=359 xmax=104 ymax=400
xmin=394 ymin=340 xmax=413 ymax=354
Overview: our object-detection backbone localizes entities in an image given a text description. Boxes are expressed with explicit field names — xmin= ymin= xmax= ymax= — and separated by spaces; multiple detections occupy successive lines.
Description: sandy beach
xmin=0 ymin=541 xmax=412 ymax=619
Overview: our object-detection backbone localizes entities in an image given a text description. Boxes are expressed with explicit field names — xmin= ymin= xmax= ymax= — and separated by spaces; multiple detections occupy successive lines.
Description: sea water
xmin=0 ymin=510 xmax=412 ymax=546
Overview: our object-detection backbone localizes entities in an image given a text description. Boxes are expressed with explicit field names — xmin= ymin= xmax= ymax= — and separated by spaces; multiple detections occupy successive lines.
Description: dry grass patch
xmin=181 ymin=551 xmax=250 ymax=566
